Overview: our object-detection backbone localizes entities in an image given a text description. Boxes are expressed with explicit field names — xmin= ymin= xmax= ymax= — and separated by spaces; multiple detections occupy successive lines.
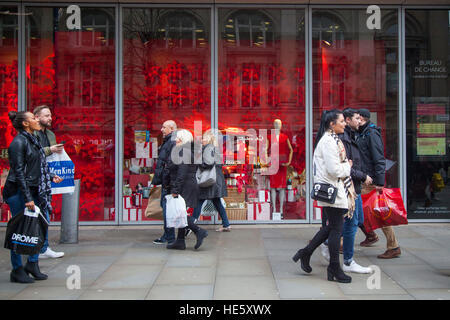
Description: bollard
xmin=60 ymin=179 xmax=81 ymax=244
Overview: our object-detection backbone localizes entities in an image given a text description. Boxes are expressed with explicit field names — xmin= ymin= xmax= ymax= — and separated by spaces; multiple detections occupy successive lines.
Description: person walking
xmin=162 ymin=129 xmax=208 ymax=250
xmin=33 ymin=105 xmax=65 ymax=259
xmin=152 ymin=120 xmax=177 ymax=245
xmin=338 ymin=108 xmax=373 ymax=273
xmin=3 ymin=111 xmax=62 ymax=283
xmin=357 ymin=108 xmax=401 ymax=259
xmin=193 ymin=130 xmax=231 ymax=232
xmin=292 ymin=109 xmax=354 ymax=283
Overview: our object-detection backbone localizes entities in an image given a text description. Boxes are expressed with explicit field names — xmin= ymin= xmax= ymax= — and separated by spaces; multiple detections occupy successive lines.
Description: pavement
xmin=0 ymin=223 xmax=449 ymax=300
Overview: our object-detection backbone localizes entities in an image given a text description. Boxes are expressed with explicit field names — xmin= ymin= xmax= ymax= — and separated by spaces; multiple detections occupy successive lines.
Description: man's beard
xmin=40 ymin=121 xmax=51 ymax=129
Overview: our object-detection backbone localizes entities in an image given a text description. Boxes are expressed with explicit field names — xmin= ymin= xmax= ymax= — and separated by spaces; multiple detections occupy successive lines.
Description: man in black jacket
xmin=337 ymin=108 xmax=374 ymax=273
xmin=357 ymin=109 xmax=401 ymax=259
xmin=152 ymin=120 xmax=177 ymax=245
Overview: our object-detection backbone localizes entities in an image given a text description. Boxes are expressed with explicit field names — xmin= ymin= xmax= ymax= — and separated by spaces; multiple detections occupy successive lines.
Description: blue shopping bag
xmin=46 ymin=149 xmax=75 ymax=194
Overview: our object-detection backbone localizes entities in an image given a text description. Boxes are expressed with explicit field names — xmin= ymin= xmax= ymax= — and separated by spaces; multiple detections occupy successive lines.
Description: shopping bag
xmin=46 ymin=149 xmax=75 ymax=194
xmin=165 ymin=194 xmax=188 ymax=228
xmin=200 ymin=198 xmax=226 ymax=217
xmin=4 ymin=206 xmax=49 ymax=255
xmin=144 ymin=186 xmax=163 ymax=220
xmin=362 ymin=188 xmax=408 ymax=232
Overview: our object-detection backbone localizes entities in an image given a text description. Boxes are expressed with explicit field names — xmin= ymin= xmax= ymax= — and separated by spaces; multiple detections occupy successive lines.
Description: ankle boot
xmin=166 ymin=239 xmax=186 ymax=250
xmin=194 ymin=228 xmax=208 ymax=250
xmin=24 ymin=261 xmax=48 ymax=280
xmin=327 ymin=263 xmax=351 ymax=283
xmin=292 ymin=249 xmax=312 ymax=273
xmin=10 ymin=266 xmax=35 ymax=284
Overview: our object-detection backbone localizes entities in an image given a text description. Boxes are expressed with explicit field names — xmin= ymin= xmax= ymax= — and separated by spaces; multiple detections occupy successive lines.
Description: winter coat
xmin=356 ymin=121 xmax=386 ymax=186
xmin=197 ymin=144 xmax=228 ymax=200
xmin=3 ymin=131 xmax=43 ymax=203
xmin=162 ymin=142 xmax=199 ymax=208
xmin=339 ymin=126 xmax=367 ymax=195
xmin=313 ymin=131 xmax=351 ymax=209
xmin=151 ymin=132 xmax=176 ymax=186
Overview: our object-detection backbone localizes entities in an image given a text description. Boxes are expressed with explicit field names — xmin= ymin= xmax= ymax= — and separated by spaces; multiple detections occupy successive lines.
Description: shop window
xmin=0 ymin=7 xmax=18 ymax=223
xmin=25 ymin=7 xmax=116 ymax=222
xmin=405 ymin=10 xmax=450 ymax=219
xmin=219 ymin=9 xmax=306 ymax=222
xmin=122 ymin=8 xmax=211 ymax=223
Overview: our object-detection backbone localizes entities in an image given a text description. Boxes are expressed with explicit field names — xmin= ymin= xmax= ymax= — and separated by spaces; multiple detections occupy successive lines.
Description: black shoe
xmin=292 ymin=249 xmax=312 ymax=273
xmin=153 ymin=238 xmax=166 ymax=245
xmin=24 ymin=261 xmax=48 ymax=280
xmin=327 ymin=263 xmax=352 ymax=283
xmin=194 ymin=229 xmax=208 ymax=250
xmin=166 ymin=239 xmax=186 ymax=250
xmin=10 ymin=266 xmax=35 ymax=284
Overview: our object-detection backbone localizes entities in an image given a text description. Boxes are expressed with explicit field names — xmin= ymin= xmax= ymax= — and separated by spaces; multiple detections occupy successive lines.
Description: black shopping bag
xmin=4 ymin=206 xmax=49 ymax=255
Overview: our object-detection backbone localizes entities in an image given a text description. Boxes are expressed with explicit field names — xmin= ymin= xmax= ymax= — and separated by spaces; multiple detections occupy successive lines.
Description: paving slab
xmin=146 ymin=284 xmax=214 ymax=300
xmin=214 ymin=275 xmax=280 ymax=300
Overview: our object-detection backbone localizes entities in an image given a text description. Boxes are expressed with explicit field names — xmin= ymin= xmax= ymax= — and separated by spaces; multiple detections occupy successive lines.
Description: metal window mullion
xmin=18 ymin=3 xmax=25 ymax=112
xmin=305 ymin=6 xmax=314 ymax=223
xmin=399 ymin=7 xmax=407 ymax=209
xmin=116 ymin=4 xmax=122 ymax=225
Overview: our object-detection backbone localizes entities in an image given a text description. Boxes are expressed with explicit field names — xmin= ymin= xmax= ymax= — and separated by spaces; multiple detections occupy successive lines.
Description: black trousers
xmin=306 ymin=207 xmax=346 ymax=264
xmin=177 ymin=216 xmax=200 ymax=240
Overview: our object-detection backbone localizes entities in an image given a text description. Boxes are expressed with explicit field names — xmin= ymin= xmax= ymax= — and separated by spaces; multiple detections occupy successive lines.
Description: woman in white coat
xmin=293 ymin=109 xmax=354 ymax=283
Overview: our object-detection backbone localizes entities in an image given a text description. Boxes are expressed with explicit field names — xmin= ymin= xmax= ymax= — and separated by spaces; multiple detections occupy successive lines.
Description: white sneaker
xmin=39 ymin=248 xmax=65 ymax=259
xmin=343 ymin=260 xmax=373 ymax=274
xmin=320 ymin=243 xmax=330 ymax=262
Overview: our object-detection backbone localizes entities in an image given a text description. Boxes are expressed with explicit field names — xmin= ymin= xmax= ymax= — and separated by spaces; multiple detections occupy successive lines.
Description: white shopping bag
xmin=165 ymin=194 xmax=188 ymax=228
xmin=46 ymin=149 xmax=75 ymax=194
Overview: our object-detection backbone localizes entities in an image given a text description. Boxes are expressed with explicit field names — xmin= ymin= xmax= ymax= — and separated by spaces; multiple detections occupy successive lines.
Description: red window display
xmin=312 ymin=9 xmax=400 ymax=193
xmin=0 ymin=7 xmax=18 ymax=222
xmin=25 ymin=7 xmax=116 ymax=222
xmin=218 ymin=9 xmax=307 ymax=221
xmin=122 ymin=9 xmax=211 ymax=222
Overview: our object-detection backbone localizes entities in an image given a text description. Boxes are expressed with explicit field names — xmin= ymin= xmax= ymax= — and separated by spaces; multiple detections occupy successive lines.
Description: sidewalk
xmin=0 ymin=223 xmax=449 ymax=300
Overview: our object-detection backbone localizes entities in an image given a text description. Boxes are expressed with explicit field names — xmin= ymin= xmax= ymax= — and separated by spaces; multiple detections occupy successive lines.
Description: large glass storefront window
xmin=122 ymin=8 xmax=211 ymax=222
xmin=312 ymin=9 xmax=400 ymax=220
xmin=406 ymin=10 xmax=450 ymax=219
xmin=26 ymin=7 xmax=116 ymax=222
xmin=0 ymin=6 xmax=18 ymax=222
xmin=218 ymin=9 xmax=306 ymax=222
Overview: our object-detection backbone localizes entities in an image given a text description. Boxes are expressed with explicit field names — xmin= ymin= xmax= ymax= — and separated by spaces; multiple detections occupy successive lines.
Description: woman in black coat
xmin=162 ymin=129 xmax=208 ymax=250
xmin=3 ymin=111 xmax=62 ymax=283
xmin=193 ymin=130 xmax=231 ymax=232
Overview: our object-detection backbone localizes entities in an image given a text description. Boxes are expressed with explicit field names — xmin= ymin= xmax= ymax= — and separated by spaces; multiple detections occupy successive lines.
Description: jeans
xmin=5 ymin=189 xmax=40 ymax=270
xmin=160 ymin=189 xmax=175 ymax=242
xmin=193 ymin=198 xmax=230 ymax=228
xmin=305 ymin=206 xmax=346 ymax=265
xmin=40 ymin=209 xmax=50 ymax=254
xmin=343 ymin=194 xmax=364 ymax=263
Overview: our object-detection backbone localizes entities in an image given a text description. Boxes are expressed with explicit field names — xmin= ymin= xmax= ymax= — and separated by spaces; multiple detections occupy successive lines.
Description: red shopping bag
xmin=362 ymin=188 xmax=408 ymax=232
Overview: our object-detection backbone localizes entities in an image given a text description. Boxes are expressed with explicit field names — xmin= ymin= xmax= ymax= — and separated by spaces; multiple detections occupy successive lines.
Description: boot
xmin=10 ymin=266 xmax=35 ymax=284
xmin=292 ymin=249 xmax=312 ymax=273
xmin=194 ymin=228 xmax=208 ymax=250
xmin=359 ymin=226 xmax=379 ymax=247
xmin=327 ymin=263 xmax=352 ymax=283
xmin=24 ymin=261 xmax=48 ymax=280
xmin=166 ymin=239 xmax=186 ymax=250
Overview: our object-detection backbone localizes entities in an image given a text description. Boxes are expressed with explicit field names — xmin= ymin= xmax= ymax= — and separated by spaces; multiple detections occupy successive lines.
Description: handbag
xmin=4 ymin=205 xmax=49 ymax=255
xmin=144 ymin=186 xmax=163 ymax=220
xmin=196 ymin=166 xmax=216 ymax=187
xmin=310 ymin=182 xmax=338 ymax=204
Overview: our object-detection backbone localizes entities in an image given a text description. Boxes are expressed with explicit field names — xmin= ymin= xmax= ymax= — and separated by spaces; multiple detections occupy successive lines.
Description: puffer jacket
xmin=356 ymin=121 xmax=386 ymax=186
xmin=339 ymin=126 xmax=367 ymax=195
xmin=313 ymin=131 xmax=351 ymax=209
xmin=162 ymin=142 xmax=199 ymax=208
xmin=3 ymin=131 xmax=43 ymax=203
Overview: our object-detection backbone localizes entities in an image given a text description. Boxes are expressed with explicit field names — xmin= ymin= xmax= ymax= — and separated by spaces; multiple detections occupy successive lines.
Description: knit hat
xmin=358 ymin=108 xmax=371 ymax=119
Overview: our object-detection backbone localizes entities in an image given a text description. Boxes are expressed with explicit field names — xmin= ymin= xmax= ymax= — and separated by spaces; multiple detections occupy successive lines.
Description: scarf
xmin=21 ymin=131 xmax=53 ymax=215
xmin=329 ymin=130 xmax=356 ymax=218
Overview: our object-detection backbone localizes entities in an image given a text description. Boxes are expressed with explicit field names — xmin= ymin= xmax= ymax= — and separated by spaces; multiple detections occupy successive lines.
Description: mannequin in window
xmin=269 ymin=119 xmax=293 ymax=217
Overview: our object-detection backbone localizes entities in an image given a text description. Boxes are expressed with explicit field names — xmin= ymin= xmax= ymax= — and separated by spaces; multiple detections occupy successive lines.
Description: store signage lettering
xmin=66 ymin=5 xmax=81 ymax=30
xmin=414 ymin=60 xmax=447 ymax=78
xmin=366 ymin=5 xmax=381 ymax=30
